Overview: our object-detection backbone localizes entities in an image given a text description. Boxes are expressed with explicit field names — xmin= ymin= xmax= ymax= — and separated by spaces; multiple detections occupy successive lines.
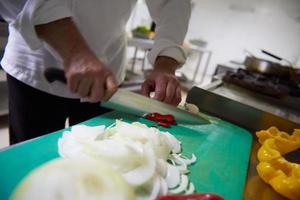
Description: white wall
xmin=128 ymin=0 xmax=300 ymax=77
xmin=187 ymin=0 xmax=300 ymax=74
xmin=297 ymin=55 xmax=300 ymax=67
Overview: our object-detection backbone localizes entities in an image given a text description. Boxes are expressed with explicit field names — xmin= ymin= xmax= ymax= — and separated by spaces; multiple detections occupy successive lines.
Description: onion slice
xmin=148 ymin=176 xmax=161 ymax=200
xmin=169 ymin=175 xmax=189 ymax=194
xmin=122 ymin=143 xmax=156 ymax=186
xmin=185 ymin=183 xmax=195 ymax=194
xmin=166 ymin=164 xmax=181 ymax=189
xmin=171 ymin=153 xmax=197 ymax=166
xmin=159 ymin=177 xmax=168 ymax=196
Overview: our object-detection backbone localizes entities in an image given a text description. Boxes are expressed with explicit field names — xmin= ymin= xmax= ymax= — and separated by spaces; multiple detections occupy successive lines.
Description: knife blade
xmin=44 ymin=68 xmax=209 ymax=125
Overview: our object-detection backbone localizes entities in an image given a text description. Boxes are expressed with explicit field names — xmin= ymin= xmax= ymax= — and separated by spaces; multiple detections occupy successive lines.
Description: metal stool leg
xmin=192 ymin=51 xmax=203 ymax=82
xmin=131 ymin=47 xmax=138 ymax=72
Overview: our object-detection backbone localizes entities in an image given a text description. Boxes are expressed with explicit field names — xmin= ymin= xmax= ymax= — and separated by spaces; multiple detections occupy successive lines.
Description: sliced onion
xmin=159 ymin=177 xmax=168 ymax=196
xmin=113 ymin=120 xmax=151 ymax=143
xmin=148 ymin=176 xmax=161 ymax=200
xmin=166 ymin=164 xmax=181 ymax=189
xmin=175 ymin=163 xmax=189 ymax=174
xmin=112 ymin=121 xmax=172 ymax=160
xmin=122 ymin=143 xmax=156 ymax=186
xmin=181 ymin=154 xmax=197 ymax=165
xmin=185 ymin=103 xmax=200 ymax=114
xmin=83 ymin=140 xmax=144 ymax=173
xmin=58 ymin=133 xmax=84 ymax=158
xmin=185 ymin=183 xmax=195 ymax=194
xmin=56 ymin=121 xmax=197 ymax=199
xmin=162 ymin=132 xmax=181 ymax=154
xmin=169 ymin=175 xmax=189 ymax=194
xmin=156 ymin=159 xmax=168 ymax=177
xmin=71 ymin=125 xmax=105 ymax=141
xmin=171 ymin=153 xmax=197 ymax=166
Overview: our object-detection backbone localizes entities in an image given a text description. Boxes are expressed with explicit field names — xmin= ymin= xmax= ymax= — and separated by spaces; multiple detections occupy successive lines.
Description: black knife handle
xmin=44 ymin=68 xmax=67 ymax=84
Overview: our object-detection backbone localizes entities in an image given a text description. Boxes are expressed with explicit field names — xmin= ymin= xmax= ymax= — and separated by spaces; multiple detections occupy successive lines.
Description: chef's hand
xmin=35 ymin=18 xmax=118 ymax=102
xmin=64 ymin=51 xmax=118 ymax=103
xmin=142 ymin=56 xmax=181 ymax=106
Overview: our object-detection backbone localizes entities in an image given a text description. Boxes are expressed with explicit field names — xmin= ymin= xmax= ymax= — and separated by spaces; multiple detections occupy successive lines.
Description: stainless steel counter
xmin=204 ymin=80 xmax=300 ymax=124
xmin=186 ymin=86 xmax=300 ymax=200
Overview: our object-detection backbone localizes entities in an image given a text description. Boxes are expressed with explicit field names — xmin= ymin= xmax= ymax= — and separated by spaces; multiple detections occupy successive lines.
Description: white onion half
xmin=11 ymin=158 xmax=135 ymax=200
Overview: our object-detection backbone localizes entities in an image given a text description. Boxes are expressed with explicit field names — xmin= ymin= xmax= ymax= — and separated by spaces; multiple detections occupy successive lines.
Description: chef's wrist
xmin=62 ymin=45 xmax=94 ymax=70
xmin=153 ymin=56 xmax=179 ymax=75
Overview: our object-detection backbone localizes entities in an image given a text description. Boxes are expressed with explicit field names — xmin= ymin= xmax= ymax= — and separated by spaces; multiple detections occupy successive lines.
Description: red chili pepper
xmin=156 ymin=193 xmax=224 ymax=200
xmin=158 ymin=121 xmax=171 ymax=128
xmin=145 ymin=113 xmax=176 ymax=128
xmin=145 ymin=113 xmax=176 ymax=124
xmin=152 ymin=113 xmax=165 ymax=122
xmin=145 ymin=113 xmax=157 ymax=121
xmin=162 ymin=114 xmax=176 ymax=124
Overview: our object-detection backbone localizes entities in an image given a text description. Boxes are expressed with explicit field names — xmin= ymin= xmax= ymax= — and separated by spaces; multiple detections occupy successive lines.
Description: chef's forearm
xmin=145 ymin=0 xmax=191 ymax=66
xmin=154 ymin=56 xmax=178 ymax=74
xmin=35 ymin=17 xmax=91 ymax=67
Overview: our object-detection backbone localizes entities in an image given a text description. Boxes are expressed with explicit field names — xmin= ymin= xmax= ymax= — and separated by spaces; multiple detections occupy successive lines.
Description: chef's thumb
xmin=103 ymin=75 xmax=118 ymax=101
xmin=141 ymin=80 xmax=155 ymax=97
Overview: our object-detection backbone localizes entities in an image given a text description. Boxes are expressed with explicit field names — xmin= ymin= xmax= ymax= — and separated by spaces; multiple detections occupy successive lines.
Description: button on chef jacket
xmin=0 ymin=0 xmax=190 ymax=99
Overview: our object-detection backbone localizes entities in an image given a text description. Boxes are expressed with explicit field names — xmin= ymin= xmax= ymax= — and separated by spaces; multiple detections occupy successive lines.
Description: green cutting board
xmin=0 ymin=111 xmax=252 ymax=200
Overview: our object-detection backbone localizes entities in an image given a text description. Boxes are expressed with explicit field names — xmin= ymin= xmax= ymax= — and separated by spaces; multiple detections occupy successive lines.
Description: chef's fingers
xmin=141 ymin=80 xmax=155 ymax=97
xmin=102 ymin=74 xmax=118 ymax=101
xmin=77 ymin=78 xmax=93 ymax=97
xmin=154 ymin=77 xmax=167 ymax=101
xmin=67 ymin=73 xmax=81 ymax=93
xmin=88 ymin=79 xmax=105 ymax=103
xmin=171 ymin=86 xmax=182 ymax=106
xmin=164 ymin=79 xmax=178 ymax=104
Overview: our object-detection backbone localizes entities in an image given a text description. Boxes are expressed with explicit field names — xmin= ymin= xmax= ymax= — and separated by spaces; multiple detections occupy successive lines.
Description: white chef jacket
xmin=0 ymin=0 xmax=191 ymax=99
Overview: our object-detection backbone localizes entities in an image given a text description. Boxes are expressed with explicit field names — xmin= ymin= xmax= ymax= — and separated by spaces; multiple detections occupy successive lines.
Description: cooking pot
xmin=244 ymin=50 xmax=299 ymax=79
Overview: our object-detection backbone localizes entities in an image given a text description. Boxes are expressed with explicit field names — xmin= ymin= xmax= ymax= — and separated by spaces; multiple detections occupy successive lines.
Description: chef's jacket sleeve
xmin=145 ymin=0 xmax=191 ymax=67
xmin=0 ymin=0 xmax=72 ymax=50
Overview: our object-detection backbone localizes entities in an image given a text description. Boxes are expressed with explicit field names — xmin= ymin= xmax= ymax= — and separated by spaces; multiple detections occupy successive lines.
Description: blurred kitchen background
xmin=126 ymin=0 xmax=300 ymax=83
xmin=1 ymin=0 xmax=300 ymax=148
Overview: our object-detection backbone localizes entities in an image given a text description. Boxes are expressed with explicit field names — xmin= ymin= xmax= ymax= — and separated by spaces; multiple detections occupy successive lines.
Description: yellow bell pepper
xmin=256 ymin=127 xmax=300 ymax=200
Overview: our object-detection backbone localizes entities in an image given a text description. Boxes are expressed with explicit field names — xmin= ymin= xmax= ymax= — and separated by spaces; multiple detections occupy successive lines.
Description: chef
xmin=0 ymin=0 xmax=191 ymax=144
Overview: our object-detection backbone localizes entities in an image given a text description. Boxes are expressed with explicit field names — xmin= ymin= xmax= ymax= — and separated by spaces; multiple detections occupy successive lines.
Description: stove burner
xmin=223 ymin=69 xmax=300 ymax=98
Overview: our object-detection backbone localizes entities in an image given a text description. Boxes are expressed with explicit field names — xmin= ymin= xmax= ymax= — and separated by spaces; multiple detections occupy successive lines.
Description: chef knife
xmin=44 ymin=68 xmax=209 ymax=125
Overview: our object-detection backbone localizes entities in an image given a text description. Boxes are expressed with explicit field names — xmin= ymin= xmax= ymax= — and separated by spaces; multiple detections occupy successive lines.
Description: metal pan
xmin=244 ymin=50 xmax=299 ymax=78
